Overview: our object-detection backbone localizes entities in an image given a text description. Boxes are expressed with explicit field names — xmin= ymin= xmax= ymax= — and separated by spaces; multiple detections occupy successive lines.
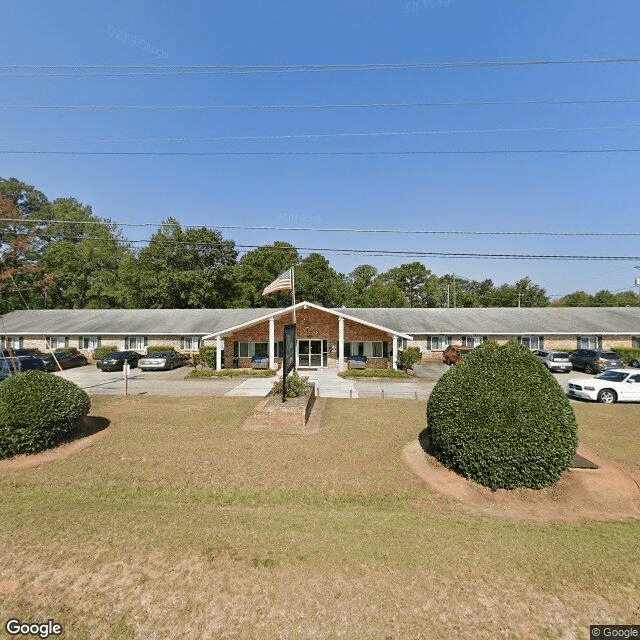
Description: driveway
xmin=53 ymin=362 xmax=593 ymax=400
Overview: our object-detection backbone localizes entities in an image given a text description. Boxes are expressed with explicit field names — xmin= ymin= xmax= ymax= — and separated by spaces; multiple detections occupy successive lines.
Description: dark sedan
xmin=96 ymin=351 xmax=141 ymax=371
xmin=40 ymin=351 xmax=88 ymax=371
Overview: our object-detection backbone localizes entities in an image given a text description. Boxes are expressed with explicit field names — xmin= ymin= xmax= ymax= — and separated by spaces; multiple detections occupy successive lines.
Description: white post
xmin=269 ymin=317 xmax=275 ymax=370
xmin=392 ymin=336 xmax=398 ymax=370
xmin=338 ymin=316 xmax=345 ymax=372
xmin=216 ymin=335 xmax=222 ymax=370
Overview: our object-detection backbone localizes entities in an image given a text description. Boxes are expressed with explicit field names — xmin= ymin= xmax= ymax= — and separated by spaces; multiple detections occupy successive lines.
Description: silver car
xmin=533 ymin=350 xmax=573 ymax=373
xmin=138 ymin=351 xmax=188 ymax=371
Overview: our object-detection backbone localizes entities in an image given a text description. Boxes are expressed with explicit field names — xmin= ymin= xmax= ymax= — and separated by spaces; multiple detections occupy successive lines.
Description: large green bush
xmin=611 ymin=347 xmax=640 ymax=364
xmin=147 ymin=345 xmax=175 ymax=353
xmin=0 ymin=371 xmax=91 ymax=459
xmin=198 ymin=346 xmax=217 ymax=368
xmin=92 ymin=345 xmax=117 ymax=360
xmin=426 ymin=340 xmax=578 ymax=490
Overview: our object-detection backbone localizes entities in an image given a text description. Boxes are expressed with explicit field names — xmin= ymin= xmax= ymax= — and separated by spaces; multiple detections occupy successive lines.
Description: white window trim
xmin=428 ymin=336 xmax=450 ymax=351
xmin=518 ymin=336 xmax=544 ymax=350
xmin=79 ymin=336 xmax=100 ymax=350
xmin=46 ymin=336 xmax=68 ymax=350
xmin=577 ymin=336 xmax=602 ymax=350
xmin=181 ymin=336 xmax=202 ymax=351
xmin=126 ymin=336 xmax=148 ymax=350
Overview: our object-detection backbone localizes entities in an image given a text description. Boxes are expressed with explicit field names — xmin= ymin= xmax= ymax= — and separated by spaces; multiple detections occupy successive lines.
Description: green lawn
xmin=0 ymin=397 xmax=638 ymax=639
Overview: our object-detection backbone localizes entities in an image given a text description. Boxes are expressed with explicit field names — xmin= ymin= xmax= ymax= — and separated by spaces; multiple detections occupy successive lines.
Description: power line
xmin=2 ymin=231 xmax=639 ymax=261
xmin=3 ymin=218 xmax=639 ymax=237
xmin=6 ymin=123 xmax=640 ymax=145
xmin=1 ymin=97 xmax=640 ymax=110
xmin=2 ymin=148 xmax=640 ymax=157
xmin=1 ymin=56 xmax=639 ymax=76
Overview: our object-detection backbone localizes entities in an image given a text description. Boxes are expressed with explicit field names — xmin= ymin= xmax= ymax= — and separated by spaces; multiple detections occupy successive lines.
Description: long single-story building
xmin=1 ymin=303 xmax=639 ymax=371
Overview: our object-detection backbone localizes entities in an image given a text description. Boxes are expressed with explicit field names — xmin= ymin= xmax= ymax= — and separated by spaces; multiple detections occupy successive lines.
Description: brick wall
xmin=223 ymin=307 xmax=394 ymax=368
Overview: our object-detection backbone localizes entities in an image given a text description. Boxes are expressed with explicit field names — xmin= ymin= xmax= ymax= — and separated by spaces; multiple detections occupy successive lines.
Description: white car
xmin=567 ymin=368 xmax=640 ymax=403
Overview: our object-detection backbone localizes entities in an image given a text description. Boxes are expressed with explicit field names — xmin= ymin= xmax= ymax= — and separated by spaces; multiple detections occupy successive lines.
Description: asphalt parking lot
xmin=52 ymin=361 xmax=598 ymax=400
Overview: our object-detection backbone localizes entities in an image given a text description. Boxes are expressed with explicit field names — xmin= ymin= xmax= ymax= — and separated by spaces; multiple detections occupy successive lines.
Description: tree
xmin=344 ymin=265 xmax=408 ymax=307
xmin=38 ymin=198 xmax=126 ymax=308
xmin=0 ymin=192 xmax=54 ymax=312
xmin=379 ymin=262 xmax=432 ymax=307
xmin=295 ymin=253 xmax=346 ymax=307
xmin=121 ymin=218 xmax=239 ymax=308
xmin=233 ymin=241 xmax=299 ymax=308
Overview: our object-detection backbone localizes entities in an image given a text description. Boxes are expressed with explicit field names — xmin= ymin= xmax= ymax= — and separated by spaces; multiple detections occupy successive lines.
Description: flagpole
xmin=292 ymin=266 xmax=296 ymax=324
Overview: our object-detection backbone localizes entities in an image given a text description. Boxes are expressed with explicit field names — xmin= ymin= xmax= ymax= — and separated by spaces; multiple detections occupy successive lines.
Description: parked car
xmin=96 ymin=351 xmax=141 ymax=371
xmin=630 ymin=357 xmax=640 ymax=368
xmin=40 ymin=351 xmax=88 ymax=371
xmin=0 ymin=355 xmax=46 ymax=380
xmin=568 ymin=349 xmax=623 ymax=374
xmin=0 ymin=348 xmax=44 ymax=358
xmin=138 ymin=351 xmax=189 ymax=371
xmin=443 ymin=345 xmax=474 ymax=365
xmin=567 ymin=368 xmax=640 ymax=403
xmin=532 ymin=350 xmax=573 ymax=373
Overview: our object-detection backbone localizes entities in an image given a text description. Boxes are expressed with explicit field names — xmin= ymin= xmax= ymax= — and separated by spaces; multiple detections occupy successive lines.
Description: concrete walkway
xmin=224 ymin=376 xmax=277 ymax=396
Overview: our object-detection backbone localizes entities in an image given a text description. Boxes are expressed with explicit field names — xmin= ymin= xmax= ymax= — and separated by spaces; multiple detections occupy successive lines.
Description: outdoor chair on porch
xmin=347 ymin=355 xmax=367 ymax=369
xmin=251 ymin=355 xmax=270 ymax=369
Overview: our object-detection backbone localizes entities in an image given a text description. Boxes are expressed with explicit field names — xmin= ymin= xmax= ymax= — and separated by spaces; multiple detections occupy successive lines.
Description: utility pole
xmin=635 ymin=266 xmax=640 ymax=300
xmin=452 ymin=274 xmax=456 ymax=308
xmin=446 ymin=284 xmax=450 ymax=308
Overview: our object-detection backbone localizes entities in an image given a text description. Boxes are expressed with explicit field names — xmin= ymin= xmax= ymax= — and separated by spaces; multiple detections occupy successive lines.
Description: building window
xmin=79 ymin=336 xmax=100 ymax=351
xmin=518 ymin=336 xmax=544 ymax=350
xmin=461 ymin=336 xmax=485 ymax=348
xmin=233 ymin=341 xmax=269 ymax=358
xmin=633 ymin=336 xmax=640 ymax=348
xmin=46 ymin=336 xmax=68 ymax=350
xmin=347 ymin=341 xmax=383 ymax=358
xmin=181 ymin=336 xmax=202 ymax=351
xmin=1 ymin=336 xmax=23 ymax=349
xmin=126 ymin=336 xmax=148 ymax=350
xmin=577 ymin=336 xmax=602 ymax=349
xmin=428 ymin=336 xmax=450 ymax=351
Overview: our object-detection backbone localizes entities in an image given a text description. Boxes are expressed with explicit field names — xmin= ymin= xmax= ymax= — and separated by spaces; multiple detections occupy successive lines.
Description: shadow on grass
xmin=62 ymin=415 xmax=111 ymax=444
xmin=418 ymin=428 xmax=433 ymax=455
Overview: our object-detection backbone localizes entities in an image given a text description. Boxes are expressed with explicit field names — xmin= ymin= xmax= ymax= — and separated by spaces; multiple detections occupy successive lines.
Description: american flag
xmin=262 ymin=269 xmax=293 ymax=297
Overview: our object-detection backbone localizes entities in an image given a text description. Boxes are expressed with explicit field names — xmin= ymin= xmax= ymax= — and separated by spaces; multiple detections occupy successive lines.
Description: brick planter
xmin=242 ymin=382 xmax=316 ymax=433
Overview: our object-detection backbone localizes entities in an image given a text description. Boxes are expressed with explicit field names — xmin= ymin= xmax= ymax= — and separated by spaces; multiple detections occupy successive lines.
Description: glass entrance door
xmin=297 ymin=339 xmax=325 ymax=368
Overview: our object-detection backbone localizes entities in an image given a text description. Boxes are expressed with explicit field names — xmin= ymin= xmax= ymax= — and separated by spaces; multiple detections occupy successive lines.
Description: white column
xmin=338 ymin=316 xmax=345 ymax=372
xmin=392 ymin=336 xmax=398 ymax=370
xmin=216 ymin=335 xmax=222 ymax=370
xmin=269 ymin=317 xmax=275 ymax=370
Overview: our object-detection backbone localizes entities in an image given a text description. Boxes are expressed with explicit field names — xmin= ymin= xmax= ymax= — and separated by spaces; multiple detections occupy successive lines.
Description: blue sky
xmin=2 ymin=0 xmax=640 ymax=298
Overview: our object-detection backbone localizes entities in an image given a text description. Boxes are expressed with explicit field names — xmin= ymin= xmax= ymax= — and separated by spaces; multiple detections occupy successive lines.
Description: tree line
xmin=1 ymin=177 xmax=638 ymax=313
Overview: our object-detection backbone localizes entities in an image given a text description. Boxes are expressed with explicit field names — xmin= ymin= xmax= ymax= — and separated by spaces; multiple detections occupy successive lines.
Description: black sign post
xmin=282 ymin=323 xmax=296 ymax=402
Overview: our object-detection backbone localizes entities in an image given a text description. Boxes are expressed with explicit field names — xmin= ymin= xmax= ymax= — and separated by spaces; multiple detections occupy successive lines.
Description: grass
xmin=186 ymin=368 xmax=277 ymax=378
xmin=0 ymin=397 xmax=638 ymax=639
xmin=338 ymin=368 xmax=412 ymax=378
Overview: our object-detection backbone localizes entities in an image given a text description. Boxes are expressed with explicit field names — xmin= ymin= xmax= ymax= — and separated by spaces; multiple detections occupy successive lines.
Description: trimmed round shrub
xmin=0 ymin=371 xmax=91 ymax=459
xmin=426 ymin=340 xmax=578 ymax=490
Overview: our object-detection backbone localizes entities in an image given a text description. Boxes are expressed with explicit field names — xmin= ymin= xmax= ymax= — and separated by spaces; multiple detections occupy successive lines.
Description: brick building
xmin=1 ymin=303 xmax=639 ymax=371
